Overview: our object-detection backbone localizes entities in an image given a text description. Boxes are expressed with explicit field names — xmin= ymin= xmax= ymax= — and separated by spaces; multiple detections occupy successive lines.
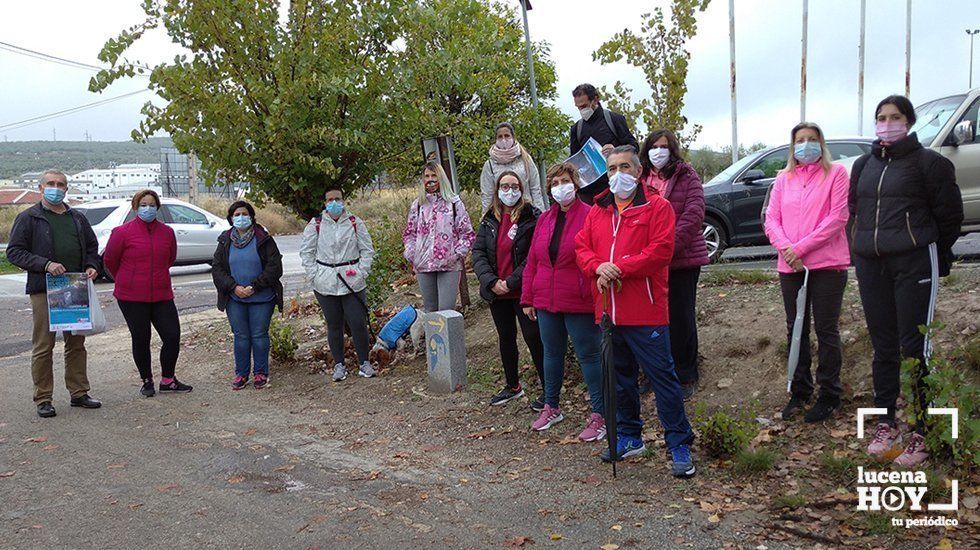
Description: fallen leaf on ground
xmin=708 ymin=514 xmax=721 ymax=523
xmin=227 ymin=475 xmax=245 ymax=484
xmin=611 ymin=524 xmax=622 ymax=531
xmin=41 ymin=444 xmax=59 ymax=451
xmin=25 ymin=436 xmax=47 ymax=443
xmin=716 ymin=378 xmax=733 ymax=389
xmin=829 ymin=429 xmax=849 ymax=438
xmin=155 ymin=483 xmax=179 ymax=492
xmin=549 ymin=533 xmax=562 ymax=540
xmin=467 ymin=429 xmax=494 ymax=439
xmin=128 ymin=503 xmax=143 ymax=510
xmin=936 ymin=539 xmax=953 ymax=550
xmin=502 ymin=535 xmax=534 ymax=547
xmin=243 ymin=428 xmax=257 ymax=436
xmin=600 ymin=545 xmax=619 ymax=550
xmin=0 ymin=471 xmax=14 ymax=478
xmin=558 ymin=435 xmax=580 ymax=445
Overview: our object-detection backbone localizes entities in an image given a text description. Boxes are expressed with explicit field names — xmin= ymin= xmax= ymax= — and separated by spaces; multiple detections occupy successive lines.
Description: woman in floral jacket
xmin=402 ymin=162 xmax=476 ymax=312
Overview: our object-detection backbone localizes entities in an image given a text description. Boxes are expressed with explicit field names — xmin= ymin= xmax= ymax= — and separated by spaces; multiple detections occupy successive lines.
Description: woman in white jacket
xmin=480 ymin=122 xmax=545 ymax=213
xmin=300 ymin=186 xmax=375 ymax=382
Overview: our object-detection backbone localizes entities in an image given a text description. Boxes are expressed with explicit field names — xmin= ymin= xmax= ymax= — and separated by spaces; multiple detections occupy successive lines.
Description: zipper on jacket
xmin=608 ymin=212 xmax=621 ymax=323
xmin=645 ymin=278 xmax=654 ymax=304
xmin=906 ymin=211 xmax=918 ymax=247
xmin=872 ymin=160 xmax=890 ymax=257
xmin=148 ymin=222 xmax=154 ymax=303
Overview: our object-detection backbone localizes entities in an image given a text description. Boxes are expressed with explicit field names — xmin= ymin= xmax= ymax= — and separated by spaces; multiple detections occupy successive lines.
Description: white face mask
xmin=498 ymin=188 xmax=521 ymax=207
xmin=579 ymin=106 xmax=595 ymax=121
xmin=648 ymin=147 xmax=670 ymax=170
xmin=550 ymin=183 xmax=576 ymax=206
xmin=609 ymin=171 xmax=637 ymax=200
xmin=496 ymin=137 xmax=515 ymax=149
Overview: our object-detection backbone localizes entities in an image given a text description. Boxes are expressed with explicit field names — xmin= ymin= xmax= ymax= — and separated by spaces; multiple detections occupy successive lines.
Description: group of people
xmin=8 ymin=85 xmax=962 ymax=476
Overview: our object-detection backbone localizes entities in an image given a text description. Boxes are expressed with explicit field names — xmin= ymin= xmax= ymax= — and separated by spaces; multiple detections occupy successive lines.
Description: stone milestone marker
xmin=424 ymin=310 xmax=466 ymax=393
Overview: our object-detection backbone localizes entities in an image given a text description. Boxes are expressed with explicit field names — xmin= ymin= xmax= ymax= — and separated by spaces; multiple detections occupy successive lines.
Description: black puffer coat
xmin=471 ymin=206 xmax=539 ymax=303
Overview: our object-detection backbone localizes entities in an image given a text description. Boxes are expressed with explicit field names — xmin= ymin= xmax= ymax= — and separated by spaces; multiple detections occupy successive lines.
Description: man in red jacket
xmin=575 ymin=145 xmax=696 ymax=478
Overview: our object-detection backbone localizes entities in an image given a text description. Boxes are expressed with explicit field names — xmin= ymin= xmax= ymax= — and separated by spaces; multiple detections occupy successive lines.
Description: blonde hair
xmin=783 ymin=122 xmax=833 ymax=175
xmin=491 ymin=170 xmax=528 ymax=223
xmin=419 ymin=161 xmax=457 ymax=205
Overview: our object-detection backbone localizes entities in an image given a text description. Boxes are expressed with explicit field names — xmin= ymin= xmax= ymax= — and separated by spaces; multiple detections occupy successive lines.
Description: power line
xmin=0 ymin=90 xmax=152 ymax=132
xmin=0 ymin=40 xmax=152 ymax=73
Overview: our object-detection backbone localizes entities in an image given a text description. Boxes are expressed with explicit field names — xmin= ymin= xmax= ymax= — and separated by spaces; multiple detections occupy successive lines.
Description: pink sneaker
xmin=893 ymin=433 xmax=929 ymax=467
xmin=531 ymin=404 xmax=564 ymax=431
xmin=578 ymin=413 xmax=607 ymax=442
xmin=867 ymin=423 xmax=901 ymax=457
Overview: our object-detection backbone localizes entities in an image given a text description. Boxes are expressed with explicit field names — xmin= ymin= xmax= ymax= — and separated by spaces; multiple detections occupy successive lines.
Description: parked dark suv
xmin=702 ymin=138 xmax=873 ymax=261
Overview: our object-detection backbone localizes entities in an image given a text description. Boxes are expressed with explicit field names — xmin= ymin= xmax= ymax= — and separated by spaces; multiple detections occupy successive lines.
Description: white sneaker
xmin=358 ymin=362 xmax=376 ymax=378
xmin=332 ymin=364 xmax=347 ymax=382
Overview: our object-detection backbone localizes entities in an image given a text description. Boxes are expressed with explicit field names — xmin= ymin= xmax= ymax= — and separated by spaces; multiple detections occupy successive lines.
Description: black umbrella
xmin=600 ymin=288 xmax=618 ymax=477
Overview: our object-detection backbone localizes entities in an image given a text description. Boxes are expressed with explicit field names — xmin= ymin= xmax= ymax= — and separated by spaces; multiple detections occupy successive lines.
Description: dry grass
xmin=193 ymin=196 xmax=307 ymax=235
xmin=0 ymin=205 xmax=30 ymax=243
xmin=349 ymin=186 xmax=483 ymax=227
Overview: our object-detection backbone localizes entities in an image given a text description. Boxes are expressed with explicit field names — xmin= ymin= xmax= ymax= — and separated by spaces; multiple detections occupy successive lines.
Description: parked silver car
xmin=74 ymin=198 xmax=230 ymax=267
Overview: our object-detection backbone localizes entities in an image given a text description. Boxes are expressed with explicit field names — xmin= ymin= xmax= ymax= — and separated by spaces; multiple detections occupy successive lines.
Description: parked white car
xmin=73 ymin=197 xmax=230 ymax=266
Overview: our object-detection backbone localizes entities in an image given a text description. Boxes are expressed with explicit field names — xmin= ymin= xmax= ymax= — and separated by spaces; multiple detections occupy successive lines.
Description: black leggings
xmin=489 ymin=298 xmax=544 ymax=390
xmin=314 ymin=291 xmax=371 ymax=366
xmin=117 ymin=299 xmax=181 ymax=381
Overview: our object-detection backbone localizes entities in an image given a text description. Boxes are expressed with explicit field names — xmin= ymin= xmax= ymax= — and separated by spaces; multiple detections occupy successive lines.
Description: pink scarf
xmin=489 ymin=141 xmax=522 ymax=165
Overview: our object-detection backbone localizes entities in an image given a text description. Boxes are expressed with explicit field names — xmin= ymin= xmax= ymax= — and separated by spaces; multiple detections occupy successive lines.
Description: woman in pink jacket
xmin=521 ymin=162 xmax=605 ymax=440
xmin=103 ymin=190 xmax=192 ymax=397
xmin=402 ymin=162 xmax=476 ymax=312
xmin=764 ymin=122 xmax=849 ymax=423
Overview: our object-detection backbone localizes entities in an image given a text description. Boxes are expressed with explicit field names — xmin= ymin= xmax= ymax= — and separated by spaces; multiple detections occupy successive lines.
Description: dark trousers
xmin=117 ymin=299 xmax=181 ymax=381
xmin=613 ymin=326 xmax=694 ymax=449
xmin=314 ymin=291 xmax=371 ymax=366
xmin=489 ymin=298 xmax=544 ymax=390
xmin=668 ymin=267 xmax=701 ymax=385
xmin=854 ymin=244 xmax=938 ymax=425
xmin=779 ymin=269 xmax=847 ymax=400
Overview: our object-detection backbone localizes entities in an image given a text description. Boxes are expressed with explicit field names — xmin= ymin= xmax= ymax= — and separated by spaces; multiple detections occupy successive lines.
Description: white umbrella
xmin=786 ymin=266 xmax=810 ymax=393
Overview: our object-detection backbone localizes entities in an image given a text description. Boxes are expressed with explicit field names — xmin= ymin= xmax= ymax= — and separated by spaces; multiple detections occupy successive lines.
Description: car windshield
xmin=76 ymin=206 xmax=117 ymax=226
xmin=912 ymin=94 xmax=966 ymax=146
xmin=706 ymin=150 xmax=765 ymax=185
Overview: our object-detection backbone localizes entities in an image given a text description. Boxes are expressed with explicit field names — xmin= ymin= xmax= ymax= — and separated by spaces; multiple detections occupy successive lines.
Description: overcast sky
xmin=1 ymin=0 xmax=978 ymax=149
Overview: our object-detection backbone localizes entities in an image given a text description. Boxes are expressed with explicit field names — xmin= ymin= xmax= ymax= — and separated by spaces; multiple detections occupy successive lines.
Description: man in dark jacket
xmin=569 ymin=84 xmax=639 ymax=205
xmin=6 ymin=169 xmax=102 ymax=418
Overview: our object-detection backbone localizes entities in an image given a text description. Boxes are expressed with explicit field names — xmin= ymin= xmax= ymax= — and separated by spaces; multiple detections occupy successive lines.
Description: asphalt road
xmin=1 ymin=232 xmax=978 ymax=359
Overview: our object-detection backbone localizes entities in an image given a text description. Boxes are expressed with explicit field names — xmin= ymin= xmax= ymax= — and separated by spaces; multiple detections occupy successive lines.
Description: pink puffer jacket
xmin=521 ymin=199 xmax=593 ymax=314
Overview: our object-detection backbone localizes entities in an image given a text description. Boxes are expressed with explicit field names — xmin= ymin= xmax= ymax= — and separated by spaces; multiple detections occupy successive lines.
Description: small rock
xmin=717 ymin=378 xmax=734 ymax=389
xmin=755 ymin=417 xmax=772 ymax=426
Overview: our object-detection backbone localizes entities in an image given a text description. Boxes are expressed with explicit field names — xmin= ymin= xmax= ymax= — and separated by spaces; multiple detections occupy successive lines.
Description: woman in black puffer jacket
xmin=848 ymin=95 xmax=963 ymax=468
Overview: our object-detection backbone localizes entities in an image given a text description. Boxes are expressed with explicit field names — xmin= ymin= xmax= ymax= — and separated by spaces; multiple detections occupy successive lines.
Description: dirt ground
xmin=1 ymin=266 xmax=977 ymax=548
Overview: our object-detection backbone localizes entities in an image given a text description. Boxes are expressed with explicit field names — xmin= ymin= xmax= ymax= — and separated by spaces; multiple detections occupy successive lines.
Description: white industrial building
xmin=67 ymin=164 xmax=161 ymax=201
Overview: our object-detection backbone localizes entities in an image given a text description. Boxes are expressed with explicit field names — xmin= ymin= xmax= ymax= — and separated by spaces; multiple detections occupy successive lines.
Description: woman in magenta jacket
xmin=764 ymin=122 xmax=850 ymax=423
xmin=638 ymin=129 xmax=709 ymax=400
xmin=103 ymin=190 xmax=192 ymax=397
xmin=521 ymin=162 xmax=605 ymax=441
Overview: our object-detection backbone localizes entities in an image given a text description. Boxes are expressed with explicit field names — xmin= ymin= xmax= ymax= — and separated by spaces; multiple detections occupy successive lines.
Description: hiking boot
xmin=781 ymin=394 xmax=810 ymax=420
xmin=600 ymin=436 xmax=646 ymax=462
xmin=578 ymin=413 xmax=607 ymax=442
xmin=490 ymin=385 xmax=524 ymax=406
xmin=529 ymin=394 xmax=545 ymax=412
xmin=893 ymin=433 xmax=929 ymax=467
xmin=531 ymin=405 xmax=564 ymax=431
xmin=358 ymin=362 xmax=376 ymax=378
xmin=670 ymin=444 xmax=696 ymax=478
xmin=232 ymin=376 xmax=249 ymax=391
xmin=332 ymin=364 xmax=347 ymax=382
xmin=803 ymin=395 xmax=841 ymax=423
xmin=70 ymin=395 xmax=102 ymax=409
xmin=159 ymin=378 xmax=193 ymax=393
xmin=867 ymin=423 xmax=901 ymax=457
xmin=140 ymin=379 xmax=155 ymax=397
xmin=681 ymin=383 xmax=696 ymax=401
xmin=253 ymin=374 xmax=269 ymax=389
xmin=37 ymin=402 xmax=56 ymax=418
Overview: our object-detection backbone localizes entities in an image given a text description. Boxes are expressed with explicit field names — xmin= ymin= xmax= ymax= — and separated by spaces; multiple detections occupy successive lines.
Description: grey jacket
xmin=480 ymin=155 xmax=545 ymax=213
xmin=6 ymin=202 xmax=101 ymax=295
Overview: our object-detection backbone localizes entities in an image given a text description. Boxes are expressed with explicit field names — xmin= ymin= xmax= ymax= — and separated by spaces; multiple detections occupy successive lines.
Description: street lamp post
xmin=969 ymin=29 xmax=980 ymax=88
xmin=518 ymin=0 xmax=548 ymax=205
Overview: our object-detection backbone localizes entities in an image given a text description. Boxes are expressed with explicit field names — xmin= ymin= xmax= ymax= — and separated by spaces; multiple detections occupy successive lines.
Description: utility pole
xmin=800 ymin=0 xmax=808 ymax=122
xmin=968 ymin=29 xmax=980 ymax=88
xmin=187 ymin=152 xmax=198 ymax=203
xmin=905 ymin=0 xmax=911 ymax=97
xmin=729 ymin=0 xmax=738 ymax=163
xmin=519 ymin=0 xmax=548 ymax=206
xmin=858 ymin=0 xmax=866 ymax=134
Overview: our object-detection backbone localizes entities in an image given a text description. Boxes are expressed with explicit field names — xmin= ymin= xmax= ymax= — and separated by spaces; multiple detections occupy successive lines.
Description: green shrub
xmin=363 ymin=214 xmax=412 ymax=309
xmin=733 ymin=448 xmax=777 ymax=476
xmin=700 ymin=269 xmax=776 ymax=286
xmin=269 ymin=318 xmax=298 ymax=363
xmin=694 ymin=405 xmax=758 ymax=459
xmin=0 ymin=252 xmax=20 ymax=275
xmin=820 ymin=453 xmax=858 ymax=485
xmin=772 ymin=493 xmax=807 ymax=509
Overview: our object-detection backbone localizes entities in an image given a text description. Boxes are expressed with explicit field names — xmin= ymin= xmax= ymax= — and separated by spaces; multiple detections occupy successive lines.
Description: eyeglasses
xmin=499 ymin=184 xmax=521 ymax=191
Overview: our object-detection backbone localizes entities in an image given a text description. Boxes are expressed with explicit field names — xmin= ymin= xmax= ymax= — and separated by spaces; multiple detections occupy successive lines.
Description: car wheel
xmin=703 ymin=218 xmax=727 ymax=263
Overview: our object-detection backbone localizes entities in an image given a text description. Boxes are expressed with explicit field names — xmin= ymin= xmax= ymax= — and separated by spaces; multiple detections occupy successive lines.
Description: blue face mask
xmin=138 ymin=205 xmax=157 ymax=222
xmin=325 ymin=200 xmax=344 ymax=216
xmin=233 ymin=214 xmax=252 ymax=230
xmin=43 ymin=187 xmax=66 ymax=205
xmin=794 ymin=141 xmax=823 ymax=165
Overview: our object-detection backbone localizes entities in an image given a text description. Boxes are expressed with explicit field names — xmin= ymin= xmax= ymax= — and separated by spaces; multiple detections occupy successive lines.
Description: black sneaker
xmin=681 ymin=383 xmax=696 ymax=401
xmin=804 ymin=395 xmax=841 ymax=423
xmin=140 ymin=379 xmax=156 ymax=397
xmin=159 ymin=378 xmax=193 ymax=393
xmin=781 ymin=395 xmax=810 ymax=420
xmin=37 ymin=402 xmax=56 ymax=418
xmin=490 ymin=385 xmax=525 ymax=406
xmin=529 ymin=395 xmax=545 ymax=412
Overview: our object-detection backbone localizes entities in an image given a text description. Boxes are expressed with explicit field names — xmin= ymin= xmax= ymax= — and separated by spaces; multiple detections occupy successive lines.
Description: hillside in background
xmin=0 ymin=137 xmax=174 ymax=179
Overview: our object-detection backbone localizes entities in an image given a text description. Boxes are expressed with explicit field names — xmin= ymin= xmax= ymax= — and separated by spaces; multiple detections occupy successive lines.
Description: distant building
xmin=14 ymin=172 xmax=43 ymax=187
xmin=0 ymin=189 xmax=42 ymax=207
xmin=67 ymin=184 xmax=163 ymax=203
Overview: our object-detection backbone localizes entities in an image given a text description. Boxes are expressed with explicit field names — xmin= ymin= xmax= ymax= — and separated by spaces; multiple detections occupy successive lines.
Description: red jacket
xmin=575 ymin=187 xmax=675 ymax=326
xmin=520 ymin=199 xmax=593 ymax=314
xmin=103 ymin=218 xmax=177 ymax=303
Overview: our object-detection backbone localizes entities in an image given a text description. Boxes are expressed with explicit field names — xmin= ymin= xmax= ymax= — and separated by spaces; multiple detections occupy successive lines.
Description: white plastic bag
xmin=76 ymin=278 xmax=106 ymax=336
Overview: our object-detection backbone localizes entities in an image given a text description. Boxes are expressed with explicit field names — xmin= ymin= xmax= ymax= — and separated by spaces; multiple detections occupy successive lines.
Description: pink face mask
xmin=875 ymin=120 xmax=908 ymax=143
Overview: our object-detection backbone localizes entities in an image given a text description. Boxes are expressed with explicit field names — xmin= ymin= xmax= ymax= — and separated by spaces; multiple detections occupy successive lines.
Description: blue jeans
xmin=613 ymin=326 xmax=694 ymax=449
xmin=226 ymin=299 xmax=275 ymax=378
xmin=538 ymin=311 xmax=603 ymax=413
